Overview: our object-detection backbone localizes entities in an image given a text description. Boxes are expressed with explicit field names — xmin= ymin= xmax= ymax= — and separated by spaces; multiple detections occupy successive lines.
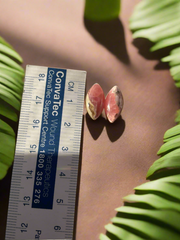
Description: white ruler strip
xmin=5 ymin=65 xmax=86 ymax=240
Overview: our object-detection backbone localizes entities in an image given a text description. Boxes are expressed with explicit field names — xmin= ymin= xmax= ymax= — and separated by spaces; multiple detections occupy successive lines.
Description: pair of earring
xmin=86 ymin=83 xmax=124 ymax=123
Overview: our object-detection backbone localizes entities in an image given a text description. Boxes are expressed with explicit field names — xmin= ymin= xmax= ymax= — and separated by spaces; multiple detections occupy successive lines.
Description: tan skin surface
xmin=0 ymin=1 xmax=180 ymax=239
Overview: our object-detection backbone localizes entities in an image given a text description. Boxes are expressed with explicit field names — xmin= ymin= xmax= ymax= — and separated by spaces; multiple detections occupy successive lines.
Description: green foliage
xmin=0 ymin=36 xmax=24 ymax=179
xmin=100 ymin=0 xmax=180 ymax=239
xmin=130 ymin=0 xmax=180 ymax=87
xmin=84 ymin=0 xmax=121 ymax=21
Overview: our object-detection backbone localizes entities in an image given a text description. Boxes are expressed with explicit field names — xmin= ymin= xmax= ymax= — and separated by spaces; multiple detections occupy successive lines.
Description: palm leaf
xmin=0 ymin=119 xmax=15 ymax=137
xmin=0 ymin=76 xmax=23 ymax=95
xmin=130 ymin=0 xmax=178 ymax=22
xmin=105 ymin=223 xmax=144 ymax=240
xmin=0 ymin=53 xmax=24 ymax=72
xmin=0 ymin=63 xmax=24 ymax=81
xmin=130 ymin=0 xmax=180 ymax=88
xmin=111 ymin=217 xmax=180 ymax=240
xmin=164 ymin=124 xmax=180 ymax=139
xmin=175 ymin=109 xmax=180 ymax=124
xmin=130 ymin=2 xmax=180 ymax=30
xmin=0 ymin=43 xmax=22 ymax=62
xmin=0 ymin=161 xmax=9 ymax=180
xmin=157 ymin=136 xmax=180 ymax=155
xmin=0 ymin=36 xmax=13 ymax=49
xmin=0 ymin=99 xmax=18 ymax=121
xmin=147 ymin=148 xmax=180 ymax=178
xmin=99 ymin=234 xmax=111 ymax=240
xmin=116 ymin=206 xmax=180 ymax=232
xmin=0 ymin=36 xmax=24 ymax=179
xmin=123 ymin=193 xmax=180 ymax=212
xmin=0 ymin=132 xmax=15 ymax=166
xmin=0 ymin=85 xmax=21 ymax=110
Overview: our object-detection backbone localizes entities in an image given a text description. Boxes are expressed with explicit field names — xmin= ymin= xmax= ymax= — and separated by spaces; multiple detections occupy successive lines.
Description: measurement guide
xmin=5 ymin=65 xmax=86 ymax=240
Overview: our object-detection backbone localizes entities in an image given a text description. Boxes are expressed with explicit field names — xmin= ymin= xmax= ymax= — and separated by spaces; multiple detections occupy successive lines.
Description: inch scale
xmin=5 ymin=65 xmax=86 ymax=240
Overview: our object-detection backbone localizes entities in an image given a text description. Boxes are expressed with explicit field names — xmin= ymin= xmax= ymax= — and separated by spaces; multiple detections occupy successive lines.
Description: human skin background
xmin=0 ymin=0 xmax=180 ymax=239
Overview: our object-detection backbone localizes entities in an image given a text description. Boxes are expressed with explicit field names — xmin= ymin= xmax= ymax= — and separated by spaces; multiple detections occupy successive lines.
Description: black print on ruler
xmin=32 ymin=68 xmax=66 ymax=209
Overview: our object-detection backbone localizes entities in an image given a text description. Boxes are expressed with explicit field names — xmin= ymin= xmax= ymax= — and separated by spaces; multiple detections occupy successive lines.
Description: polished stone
xmin=86 ymin=83 xmax=105 ymax=120
xmin=105 ymin=86 xmax=123 ymax=123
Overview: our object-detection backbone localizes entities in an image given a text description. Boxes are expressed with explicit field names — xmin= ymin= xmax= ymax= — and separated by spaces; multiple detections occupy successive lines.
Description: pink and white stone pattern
xmin=86 ymin=83 xmax=105 ymax=120
xmin=104 ymin=86 xmax=123 ymax=123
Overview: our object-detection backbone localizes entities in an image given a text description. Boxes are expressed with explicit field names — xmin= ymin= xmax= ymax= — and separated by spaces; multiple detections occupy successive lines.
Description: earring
xmin=86 ymin=83 xmax=123 ymax=123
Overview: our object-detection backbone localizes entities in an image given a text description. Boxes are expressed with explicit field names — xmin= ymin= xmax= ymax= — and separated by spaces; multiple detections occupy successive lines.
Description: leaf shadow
xmin=84 ymin=17 xmax=130 ymax=64
xmin=132 ymin=38 xmax=180 ymax=70
xmin=85 ymin=114 xmax=125 ymax=142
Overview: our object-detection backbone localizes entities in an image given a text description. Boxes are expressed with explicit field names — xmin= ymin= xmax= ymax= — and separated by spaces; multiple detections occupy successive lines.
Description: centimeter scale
xmin=5 ymin=65 xmax=86 ymax=240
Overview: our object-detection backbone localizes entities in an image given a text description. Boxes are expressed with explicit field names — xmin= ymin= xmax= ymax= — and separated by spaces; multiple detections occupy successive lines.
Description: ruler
xmin=5 ymin=65 xmax=86 ymax=240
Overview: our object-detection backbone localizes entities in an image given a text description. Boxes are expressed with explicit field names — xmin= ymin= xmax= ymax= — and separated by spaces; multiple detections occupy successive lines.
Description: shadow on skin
xmin=84 ymin=18 xmax=130 ymax=65
xmin=132 ymin=38 xmax=180 ymax=70
xmin=85 ymin=113 xmax=125 ymax=142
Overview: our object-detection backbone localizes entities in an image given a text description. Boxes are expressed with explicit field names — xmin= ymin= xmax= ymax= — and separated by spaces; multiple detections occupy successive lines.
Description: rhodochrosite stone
xmin=86 ymin=83 xmax=105 ymax=120
xmin=105 ymin=86 xmax=123 ymax=123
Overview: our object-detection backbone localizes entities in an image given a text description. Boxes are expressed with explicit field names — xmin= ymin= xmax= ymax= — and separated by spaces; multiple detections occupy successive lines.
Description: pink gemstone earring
xmin=86 ymin=84 xmax=123 ymax=123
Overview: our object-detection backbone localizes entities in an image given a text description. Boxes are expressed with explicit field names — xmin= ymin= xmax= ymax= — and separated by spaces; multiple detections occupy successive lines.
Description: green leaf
xmin=157 ymin=136 xmax=180 ymax=155
xmin=162 ymin=54 xmax=180 ymax=67
xmin=0 ymin=82 xmax=21 ymax=100
xmin=150 ymin=36 xmax=180 ymax=52
xmin=0 ymin=152 xmax=14 ymax=167
xmin=171 ymin=47 xmax=180 ymax=55
xmin=0 ymin=43 xmax=22 ymax=63
xmin=123 ymin=193 xmax=180 ymax=212
xmin=0 ymin=119 xmax=15 ymax=137
xmin=116 ymin=206 xmax=180 ymax=232
xmin=175 ymin=110 xmax=180 ymax=124
xmin=164 ymin=135 xmax=180 ymax=142
xmin=175 ymin=82 xmax=180 ymax=88
xmin=0 ymin=62 xmax=24 ymax=80
xmin=130 ymin=0 xmax=178 ymax=22
xmin=84 ymin=0 xmax=120 ymax=21
xmin=173 ymin=73 xmax=180 ymax=81
xmin=105 ymin=223 xmax=144 ymax=240
xmin=133 ymin=0 xmax=158 ymax=11
xmin=133 ymin=18 xmax=180 ymax=42
xmin=135 ymin=181 xmax=180 ymax=201
xmin=156 ymin=174 xmax=180 ymax=184
xmin=0 ymin=161 xmax=9 ymax=179
xmin=0 ymin=35 xmax=23 ymax=180
xmin=0 ymin=71 xmax=23 ymax=88
xmin=147 ymin=148 xmax=180 ymax=178
xmin=164 ymin=124 xmax=180 ymax=140
xmin=0 ymin=76 xmax=22 ymax=95
xmin=99 ymin=234 xmax=111 ymax=240
xmin=0 ymin=132 xmax=15 ymax=168
xmin=0 ymin=53 xmax=24 ymax=72
xmin=111 ymin=217 xmax=180 ymax=240
xmin=170 ymin=65 xmax=180 ymax=76
xmin=0 ymin=36 xmax=13 ymax=49
xmin=130 ymin=3 xmax=180 ymax=30
xmin=169 ymin=58 xmax=180 ymax=67
xmin=0 ymin=99 xmax=18 ymax=121
xmin=0 ymin=85 xmax=20 ymax=110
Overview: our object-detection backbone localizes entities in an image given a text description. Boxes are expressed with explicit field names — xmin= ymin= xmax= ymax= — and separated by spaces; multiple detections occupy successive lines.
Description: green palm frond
xmin=0 ymin=36 xmax=24 ymax=179
xmin=130 ymin=0 xmax=180 ymax=87
xmin=100 ymin=1 xmax=180 ymax=239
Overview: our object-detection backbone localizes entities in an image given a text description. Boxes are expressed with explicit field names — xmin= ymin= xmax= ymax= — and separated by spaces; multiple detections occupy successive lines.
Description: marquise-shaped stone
xmin=105 ymin=86 xmax=123 ymax=123
xmin=86 ymin=83 xmax=105 ymax=120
